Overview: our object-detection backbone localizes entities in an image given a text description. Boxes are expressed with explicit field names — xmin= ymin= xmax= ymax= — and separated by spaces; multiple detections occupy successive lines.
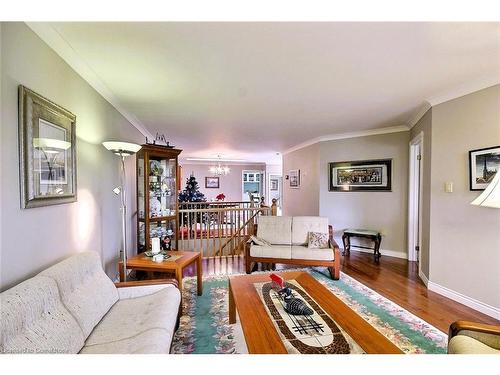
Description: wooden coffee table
xmin=119 ymin=250 xmax=202 ymax=297
xmin=228 ymin=271 xmax=403 ymax=354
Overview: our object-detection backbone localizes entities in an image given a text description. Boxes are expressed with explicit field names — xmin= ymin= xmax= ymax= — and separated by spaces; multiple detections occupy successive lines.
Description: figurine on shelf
xmin=161 ymin=229 xmax=174 ymax=250
xmin=270 ymin=273 xmax=313 ymax=316
xmin=162 ymin=236 xmax=171 ymax=251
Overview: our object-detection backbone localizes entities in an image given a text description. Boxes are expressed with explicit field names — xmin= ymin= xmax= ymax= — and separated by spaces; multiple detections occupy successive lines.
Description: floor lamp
xmin=471 ymin=171 xmax=500 ymax=208
xmin=102 ymin=141 xmax=142 ymax=281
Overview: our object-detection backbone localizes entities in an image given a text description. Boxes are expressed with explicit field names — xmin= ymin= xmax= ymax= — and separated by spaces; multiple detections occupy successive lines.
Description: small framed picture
xmin=270 ymin=178 xmax=279 ymax=191
xmin=205 ymin=176 xmax=220 ymax=188
xmin=469 ymin=146 xmax=500 ymax=191
xmin=289 ymin=169 xmax=300 ymax=188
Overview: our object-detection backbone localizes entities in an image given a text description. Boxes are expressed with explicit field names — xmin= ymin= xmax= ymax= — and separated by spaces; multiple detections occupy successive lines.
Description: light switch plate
xmin=445 ymin=182 xmax=453 ymax=193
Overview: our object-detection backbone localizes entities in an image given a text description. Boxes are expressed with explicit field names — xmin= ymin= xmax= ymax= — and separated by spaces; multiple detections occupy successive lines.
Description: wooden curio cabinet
xmin=136 ymin=144 xmax=182 ymax=253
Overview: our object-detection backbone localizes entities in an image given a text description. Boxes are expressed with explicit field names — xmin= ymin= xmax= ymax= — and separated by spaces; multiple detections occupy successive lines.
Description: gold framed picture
xmin=18 ymin=85 xmax=77 ymax=208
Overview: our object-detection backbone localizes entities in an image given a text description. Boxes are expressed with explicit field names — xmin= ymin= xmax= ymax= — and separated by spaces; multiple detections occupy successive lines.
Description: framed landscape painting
xmin=469 ymin=146 xmax=500 ymax=191
xmin=328 ymin=159 xmax=392 ymax=192
xmin=205 ymin=176 xmax=220 ymax=188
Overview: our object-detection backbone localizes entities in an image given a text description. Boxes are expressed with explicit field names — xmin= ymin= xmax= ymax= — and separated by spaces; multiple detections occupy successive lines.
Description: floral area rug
xmin=170 ymin=269 xmax=448 ymax=354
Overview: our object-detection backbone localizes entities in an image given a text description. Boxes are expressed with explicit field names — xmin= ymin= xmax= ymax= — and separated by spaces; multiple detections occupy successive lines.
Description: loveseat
xmin=0 ymin=252 xmax=181 ymax=354
xmin=245 ymin=216 xmax=341 ymax=279
xmin=448 ymin=320 xmax=500 ymax=354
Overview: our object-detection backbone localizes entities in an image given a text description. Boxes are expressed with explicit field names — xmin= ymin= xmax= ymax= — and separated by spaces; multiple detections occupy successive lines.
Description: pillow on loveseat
xmin=250 ymin=235 xmax=272 ymax=246
xmin=308 ymin=232 xmax=329 ymax=249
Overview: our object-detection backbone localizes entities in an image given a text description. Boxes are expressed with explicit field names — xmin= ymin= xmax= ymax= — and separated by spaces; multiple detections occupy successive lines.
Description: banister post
xmin=271 ymin=198 xmax=278 ymax=216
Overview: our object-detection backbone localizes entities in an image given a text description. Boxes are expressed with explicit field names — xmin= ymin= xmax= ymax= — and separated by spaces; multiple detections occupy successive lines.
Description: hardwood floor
xmin=183 ymin=251 xmax=499 ymax=333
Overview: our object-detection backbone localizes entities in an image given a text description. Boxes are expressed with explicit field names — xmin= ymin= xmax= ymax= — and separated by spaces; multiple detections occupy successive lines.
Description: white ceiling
xmin=31 ymin=22 xmax=500 ymax=163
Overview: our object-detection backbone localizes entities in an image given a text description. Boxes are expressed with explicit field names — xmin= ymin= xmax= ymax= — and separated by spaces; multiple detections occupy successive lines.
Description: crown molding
xmin=283 ymin=124 xmax=410 ymax=155
xmin=426 ymin=75 xmax=500 ymax=107
xmin=407 ymin=101 xmax=432 ymax=129
xmin=25 ymin=22 xmax=153 ymax=140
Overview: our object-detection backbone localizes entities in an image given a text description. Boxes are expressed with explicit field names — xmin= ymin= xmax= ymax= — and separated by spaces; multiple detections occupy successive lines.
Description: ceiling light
xmin=209 ymin=155 xmax=230 ymax=176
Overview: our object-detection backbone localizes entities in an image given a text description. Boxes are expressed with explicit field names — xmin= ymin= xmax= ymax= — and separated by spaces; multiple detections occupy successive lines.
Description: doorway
xmin=268 ymin=174 xmax=282 ymax=214
xmin=242 ymin=170 xmax=264 ymax=201
xmin=408 ymin=132 xmax=423 ymax=273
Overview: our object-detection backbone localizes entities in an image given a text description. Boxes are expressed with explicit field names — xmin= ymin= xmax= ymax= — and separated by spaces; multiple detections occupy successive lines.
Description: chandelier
xmin=209 ymin=156 xmax=230 ymax=176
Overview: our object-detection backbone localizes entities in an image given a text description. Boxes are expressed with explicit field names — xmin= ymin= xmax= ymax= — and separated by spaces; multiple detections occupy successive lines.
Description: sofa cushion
xmin=291 ymin=246 xmax=334 ymax=261
xmin=249 ymin=244 xmax=292 ymax=259
xmin=257 ymin=216 xmax=292 ymax=245
xmin=448 ymin=334 xmax=500 ymax=354
xmin=292 ymin=216 xmax=329 ymax=245
xmin=0 ymin=276 xmax=85 ymax=354
xmin=39 ymin=252 xmax=119 ymax=338
xmin=80 ymin=286 xmax=180 ymax=354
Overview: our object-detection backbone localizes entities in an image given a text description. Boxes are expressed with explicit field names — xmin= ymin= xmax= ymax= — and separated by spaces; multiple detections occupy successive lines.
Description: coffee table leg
xmin=228 ymin=280 xmax=236 ymax=324
xmin=196 ymin=255 xmax=203 ymax=296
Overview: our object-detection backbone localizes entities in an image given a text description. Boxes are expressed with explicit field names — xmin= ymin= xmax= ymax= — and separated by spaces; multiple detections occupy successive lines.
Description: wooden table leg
xmin=228 ymin=279 xmax=236 ymax=324
xmin=119 ymin=263 xmax=124 ymax=282
xmin=374 ymin=234 xmax=382 ymax=262
xmin=176 ymin=268 xmax=183 ymax=315
xmin=196 ymin=255 xmax=203 ymax=296
xmin=342 ymin=233 xmax=350 ymax=256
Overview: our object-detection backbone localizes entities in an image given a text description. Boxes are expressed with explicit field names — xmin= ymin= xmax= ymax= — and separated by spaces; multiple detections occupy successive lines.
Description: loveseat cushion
xmin=291 ymin=246 xmax=334 ymax=261
xmin=39 ymin=252 xmax=119 ymax=338
xmin=0 ymin=276 xmax=85 ymax=354
xmin=257 ymin=216 xmax=292 ymax=245
xmin=249 ymin=244 xmax=291 ymax=259
xmin=448 ymin=334 xmax=500 ymax=354
xmin=291 ymin=216 xmax=329 ymax=245
xmin=80 ymin=286 xmax=180 ymax=354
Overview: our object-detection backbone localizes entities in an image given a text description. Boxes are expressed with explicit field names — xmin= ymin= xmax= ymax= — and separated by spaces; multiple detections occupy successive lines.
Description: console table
xmin=342 ymin=229 xmax=382 ymax=262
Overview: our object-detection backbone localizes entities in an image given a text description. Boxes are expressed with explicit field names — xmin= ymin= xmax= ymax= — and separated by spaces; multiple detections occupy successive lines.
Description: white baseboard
xmin=418 ymin=269 xmax=429 ymax=287
xmin=428 ymin=281 xmax=500 ymax=320
xmin=346 ymin=247 xmax=407 ymax=260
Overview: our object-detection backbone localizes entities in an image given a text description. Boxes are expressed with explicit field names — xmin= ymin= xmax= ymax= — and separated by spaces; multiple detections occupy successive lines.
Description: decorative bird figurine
xmin=270 ymin=274 xmax=314 ymax=316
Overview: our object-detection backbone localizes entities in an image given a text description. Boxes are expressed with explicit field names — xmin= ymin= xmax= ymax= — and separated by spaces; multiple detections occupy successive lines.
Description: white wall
xmin=282 ymin=143 xmax=320 ymax=216
xmin=319 ymin=132 xmax=410 ymax=257
xmin=0 ymin=22 xmax=144 ymax=290
xmin=180 ymin=162 xmax=265 ymax=201
xmin=429 ymin=85 xmax=500 ymax=310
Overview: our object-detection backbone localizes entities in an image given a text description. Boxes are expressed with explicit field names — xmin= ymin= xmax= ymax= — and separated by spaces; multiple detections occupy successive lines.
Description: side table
xmin=342 ymin=229 xmax=382 ymax=262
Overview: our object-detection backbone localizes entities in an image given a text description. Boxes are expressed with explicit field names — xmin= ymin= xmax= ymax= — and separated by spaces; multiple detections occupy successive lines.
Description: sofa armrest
xmin=328 ymin=225 xmax=340 ymax=249
xmin=115 ymin=279 xmax=179 ymax=300
xmin=449 ymin=321 xmax=500 ymax=341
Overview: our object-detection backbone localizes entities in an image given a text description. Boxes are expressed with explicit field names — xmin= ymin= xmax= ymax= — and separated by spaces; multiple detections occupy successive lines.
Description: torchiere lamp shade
xmin=471 ymin=171 xmax=500 ymax=208
xmin=102 ymin=141 xmax=141 ymax=156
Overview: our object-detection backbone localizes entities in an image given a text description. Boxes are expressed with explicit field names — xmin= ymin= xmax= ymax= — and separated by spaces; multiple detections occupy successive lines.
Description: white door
xmin=408 ymin=132 xmax=424 ymax=271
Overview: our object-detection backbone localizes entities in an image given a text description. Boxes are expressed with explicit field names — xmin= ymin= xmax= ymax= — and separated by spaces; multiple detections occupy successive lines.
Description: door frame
xmin=408 ymin=132 xmax=424 ymax=268
xmin=267 ymin=174 xmax=282 ymax=207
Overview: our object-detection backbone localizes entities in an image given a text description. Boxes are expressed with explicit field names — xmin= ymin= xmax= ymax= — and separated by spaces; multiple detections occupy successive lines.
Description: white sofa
xmin=0 ymin=252 xmax=181 ymax=354
xmin=245 ymin=216 xmax=341 ymax=279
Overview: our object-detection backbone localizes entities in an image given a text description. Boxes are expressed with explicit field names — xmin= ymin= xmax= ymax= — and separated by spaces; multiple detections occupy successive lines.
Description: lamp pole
xmin=119 ymin=151 xmax=128 ymax=282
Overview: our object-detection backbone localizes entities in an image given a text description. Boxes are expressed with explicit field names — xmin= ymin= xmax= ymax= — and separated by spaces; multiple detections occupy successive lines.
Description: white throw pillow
xmin=250 ymin=235 xmax=272 ymax=246
xmin=307 ymin=232 xmax=329 ymax=249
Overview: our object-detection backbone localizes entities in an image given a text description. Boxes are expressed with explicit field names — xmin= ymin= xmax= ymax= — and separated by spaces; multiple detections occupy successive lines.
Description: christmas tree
xmin=178 ymin=175 xmax=207 ymax=202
